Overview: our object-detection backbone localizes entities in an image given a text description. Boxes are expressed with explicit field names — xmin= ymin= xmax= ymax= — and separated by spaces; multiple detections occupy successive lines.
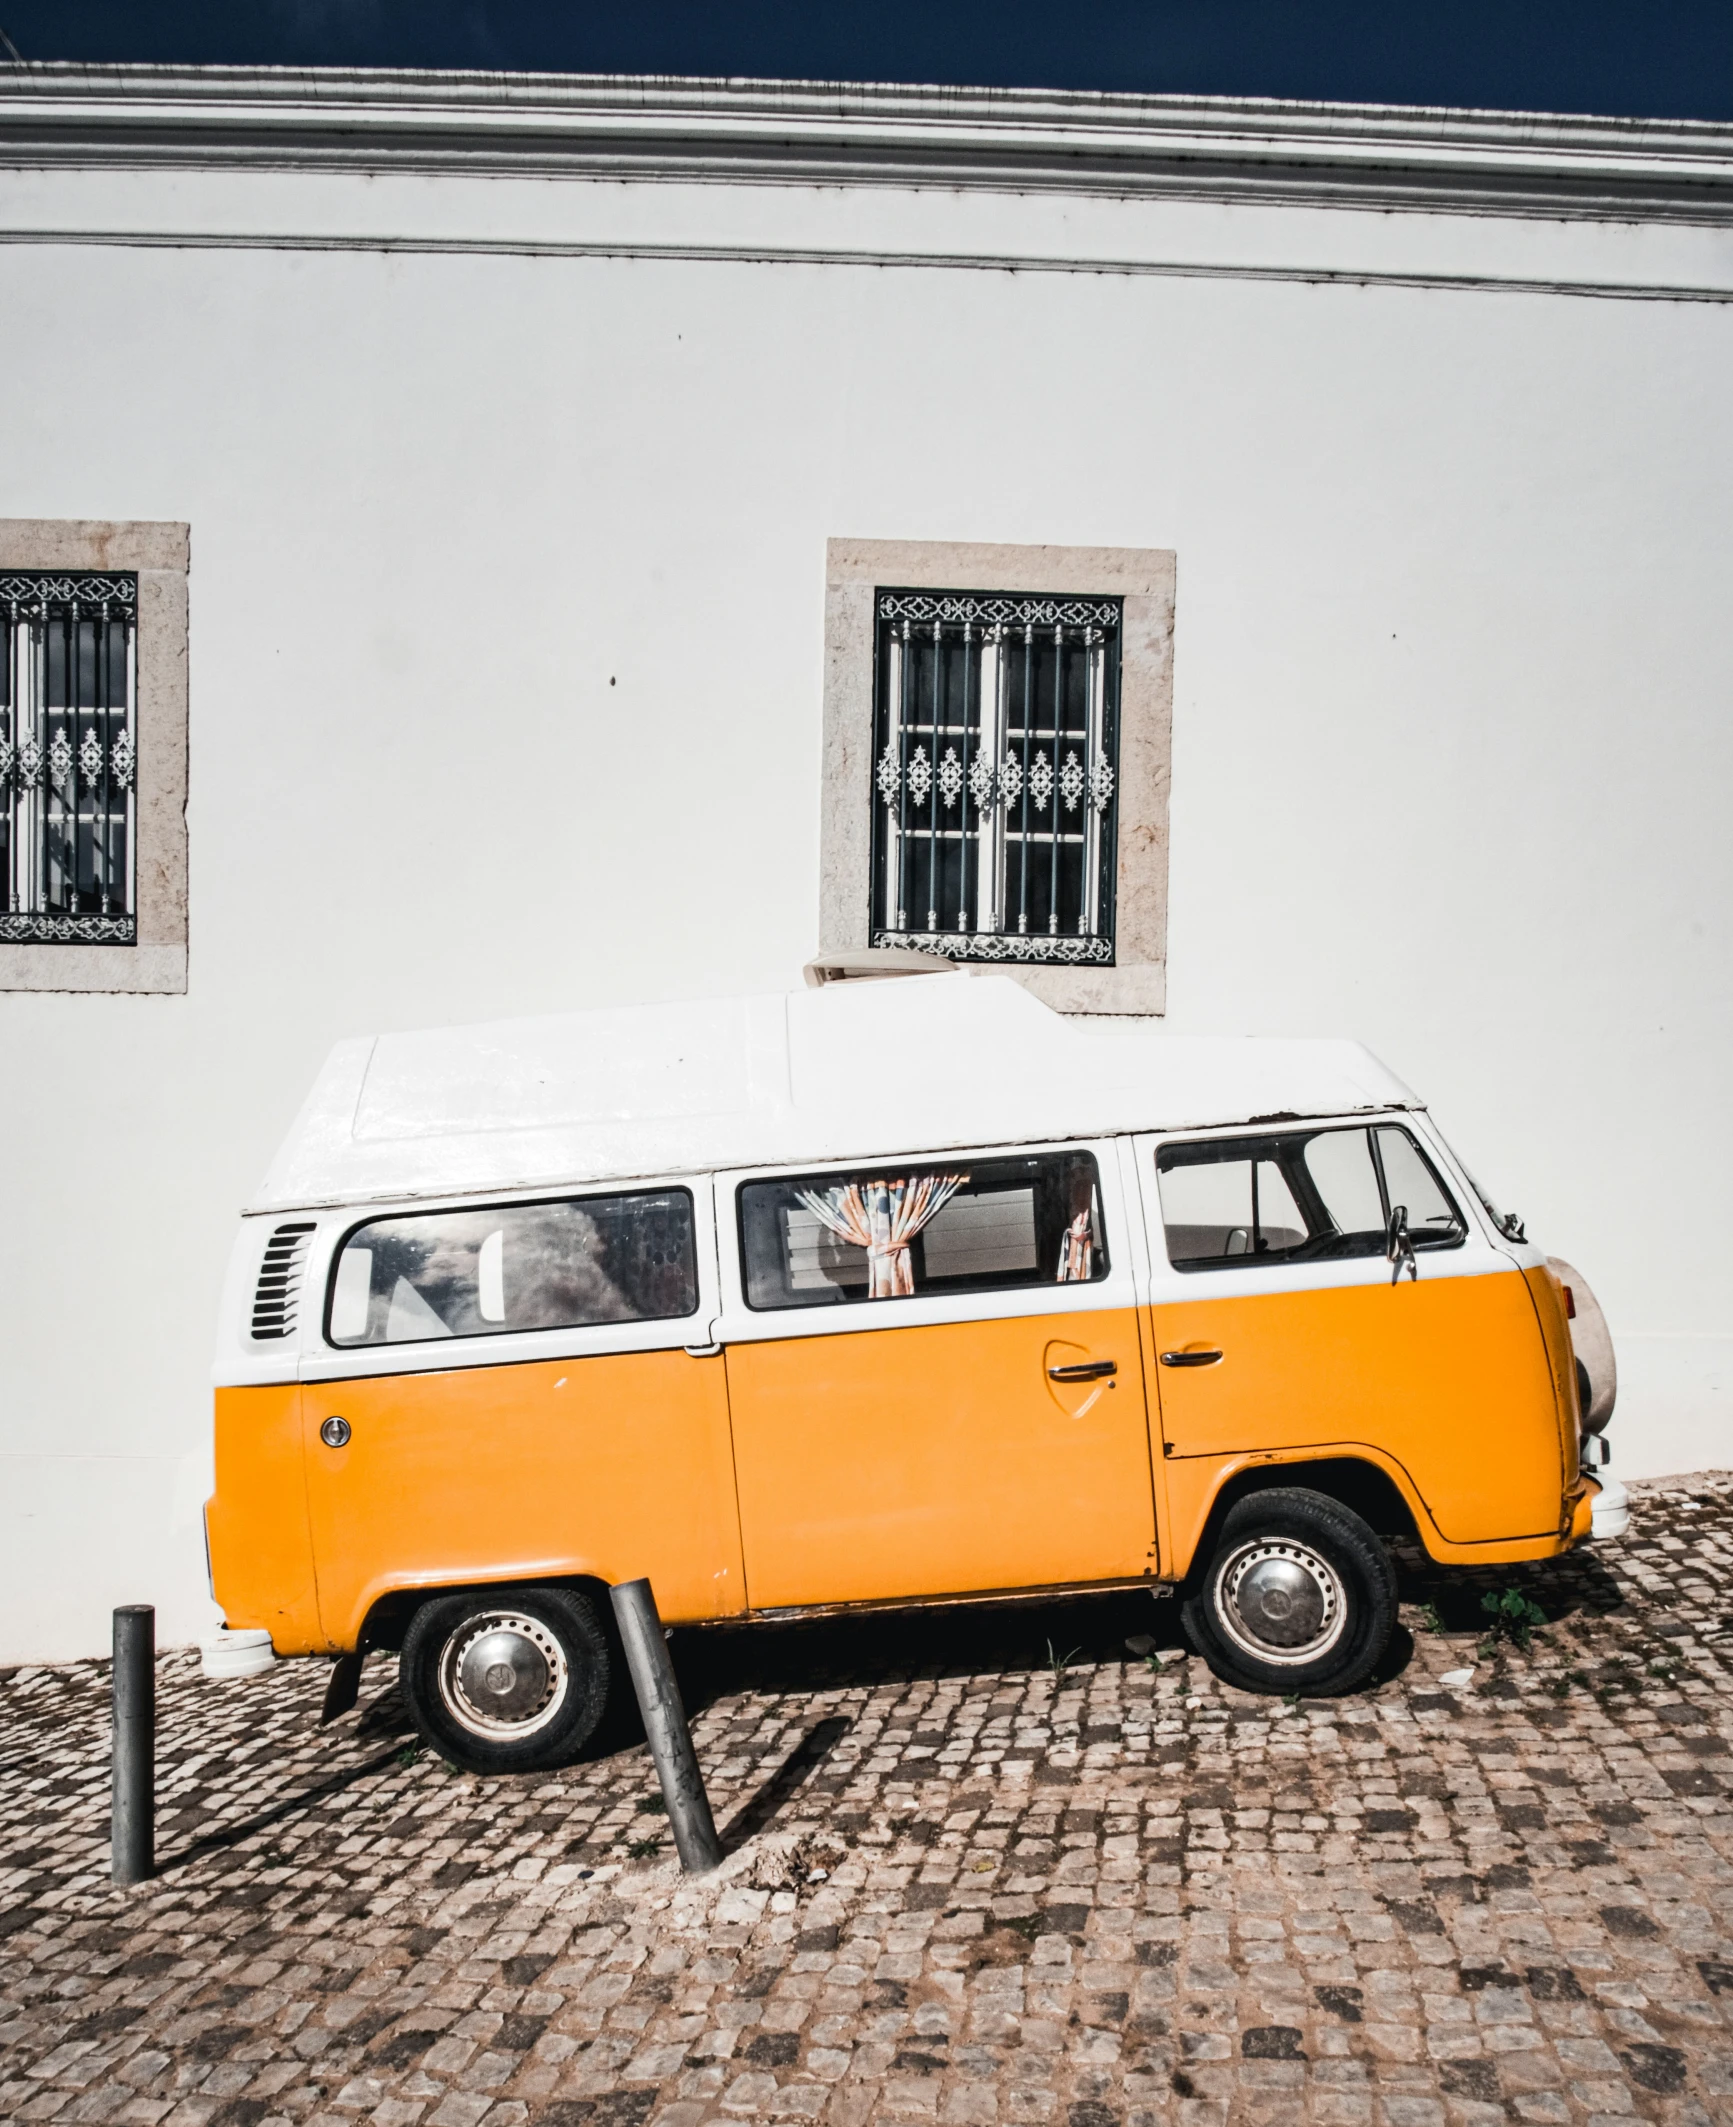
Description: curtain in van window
xmin=1057 ymin=1211 xmax=1094 ymax=1282
xmin=793 ymin=1173 xmax=967 ymax=1298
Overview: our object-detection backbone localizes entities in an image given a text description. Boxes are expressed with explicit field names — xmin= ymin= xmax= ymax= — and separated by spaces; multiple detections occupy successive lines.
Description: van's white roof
xmin=249 ymin=973 xmax=1420 ymax=1215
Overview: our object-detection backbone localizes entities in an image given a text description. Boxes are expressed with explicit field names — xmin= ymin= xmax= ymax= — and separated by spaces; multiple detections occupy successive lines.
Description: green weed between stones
xmin=1480 ymin=1586 xmax=1548 ymax=1652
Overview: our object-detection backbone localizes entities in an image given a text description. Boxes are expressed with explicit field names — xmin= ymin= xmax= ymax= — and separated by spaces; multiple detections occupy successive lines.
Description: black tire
xmin=1182 ymin=1487 xmax=1396 ymax=1697
xmin=399 ymin=1585 xmax=613 ymax=1774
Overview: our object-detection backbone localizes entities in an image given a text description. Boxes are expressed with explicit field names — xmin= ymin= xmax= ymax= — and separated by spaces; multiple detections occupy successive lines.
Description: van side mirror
xmin=1386 ymin=1203 xmax=1417 ymax=1285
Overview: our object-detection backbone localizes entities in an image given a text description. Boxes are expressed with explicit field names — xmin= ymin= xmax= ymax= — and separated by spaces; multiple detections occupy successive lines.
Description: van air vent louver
xmin=251 ymin=1222 xmax=317 ymax=1341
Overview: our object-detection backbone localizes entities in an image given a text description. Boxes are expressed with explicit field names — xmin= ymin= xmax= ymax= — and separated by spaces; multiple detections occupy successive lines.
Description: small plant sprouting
xmin=1047 ymin=1639 xmax=1083 ymax=1685
xmin=638 ymin=1793 xmax=668 ymax=1815
xmin=1145 ymin=1653 xmax=1165 ymax=1676
xmin=1480 ymin=1586 xmax=1548 ymax=1651
xmin=1416 ymin=1602 xmax=1444 ymax=1634
xmin=626 ymin=1836 xmax=663 ymax=1859
xmin=394 ymin=1741 xmax=424 ymax=1768
xmin=1593 ymin=1656 xmax=1641 ymax=1707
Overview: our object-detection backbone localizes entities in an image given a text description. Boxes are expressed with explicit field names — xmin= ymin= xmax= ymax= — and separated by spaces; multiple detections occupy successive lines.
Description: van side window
xmin=1158 ymin=1126 xmax=1463 ymax=1272
xmin=326 ymin=1190 xmax=698 ymax=1346
xmin=740 ymin=1151 xmax=1107 ymax=1311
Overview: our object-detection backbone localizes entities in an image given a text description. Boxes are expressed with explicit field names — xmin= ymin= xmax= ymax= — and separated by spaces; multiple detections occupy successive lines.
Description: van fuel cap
xmin=319 ymin=1416 xmax=352 ymax=1448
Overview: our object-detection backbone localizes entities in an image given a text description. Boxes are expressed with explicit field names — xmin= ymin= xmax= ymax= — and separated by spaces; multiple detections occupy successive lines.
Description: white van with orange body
xmin=206 ymin=968 xmax=1617 ymax=1772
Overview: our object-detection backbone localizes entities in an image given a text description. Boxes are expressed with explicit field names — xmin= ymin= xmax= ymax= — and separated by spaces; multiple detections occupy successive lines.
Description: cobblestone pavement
xmin=6 ymin=1475 xmax=1733 ymax=2127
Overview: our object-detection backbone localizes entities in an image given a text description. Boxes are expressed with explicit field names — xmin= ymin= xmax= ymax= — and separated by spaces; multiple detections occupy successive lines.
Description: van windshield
xmin=1442 ymin=1148 xmax=1526 ymax=1242
xmin=1158 ymin=1124 xmax=1464 ymax=1272
xmin=326 ymin=1189 xmax=698 ymax=1346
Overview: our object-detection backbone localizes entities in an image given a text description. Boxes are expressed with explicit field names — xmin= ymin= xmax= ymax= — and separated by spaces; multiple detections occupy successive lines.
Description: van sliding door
xmin=715 ymin=1142 xmax=1160 ymax=1610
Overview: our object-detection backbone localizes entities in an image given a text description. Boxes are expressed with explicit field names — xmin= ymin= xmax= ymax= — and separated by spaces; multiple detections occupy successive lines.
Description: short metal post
xmin=111 ymin=1604 xmax=155 ymax=1886
xmin=609 ymin=1579 xmax=723 ymax=1874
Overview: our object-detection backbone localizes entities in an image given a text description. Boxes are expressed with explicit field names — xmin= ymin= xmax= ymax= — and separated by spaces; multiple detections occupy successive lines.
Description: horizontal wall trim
xmin=3 ymin=66 xmax=1733 ymax=228
xmin=1 ymin=223 xmax=1728 ymax=305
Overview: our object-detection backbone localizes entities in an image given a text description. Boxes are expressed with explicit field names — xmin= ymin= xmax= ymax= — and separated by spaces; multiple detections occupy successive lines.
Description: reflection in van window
xmin=326 ymin=1190 xmax=698 ymax=1346
xmin=741 ymin=1152 xmax=1107 ymax=1310
xmin=1158 ymin=1126 xmax=1462 ymax=1272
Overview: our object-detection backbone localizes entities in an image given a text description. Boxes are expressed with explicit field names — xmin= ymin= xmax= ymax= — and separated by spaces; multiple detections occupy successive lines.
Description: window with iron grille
xmin=869 ymin=590 xmax=1120 ymax=964
xmin=0 ymin=572 xmax=138 ymax=946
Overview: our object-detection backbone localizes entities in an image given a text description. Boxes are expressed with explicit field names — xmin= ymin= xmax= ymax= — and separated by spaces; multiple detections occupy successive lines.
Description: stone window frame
xmin=0 ymin=520 xmax=188 ymax=994
xmin=820 ymin=538 xmax=1173 ymax=1015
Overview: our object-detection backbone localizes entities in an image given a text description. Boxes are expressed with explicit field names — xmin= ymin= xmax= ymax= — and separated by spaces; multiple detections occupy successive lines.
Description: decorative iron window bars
xmin=0 ymin=573 xmax=137 ymax=946
xmin=869 ymin=591 xmax=1121 ymax=965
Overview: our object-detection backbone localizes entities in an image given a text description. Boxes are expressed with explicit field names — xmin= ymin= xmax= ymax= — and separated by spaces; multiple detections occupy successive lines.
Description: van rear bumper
xmin=1586 ymin=1474 xmax=1630 ymax=1541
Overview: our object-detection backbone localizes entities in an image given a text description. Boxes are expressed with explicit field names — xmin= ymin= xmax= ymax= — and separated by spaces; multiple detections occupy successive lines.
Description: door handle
xmin=319 ymin=1415 xmax=352 ymax=1448
xmin=1047 ymin=1359 xmax=1117 ymax=1382
xmin=1159 ymin=1349 xmax=1223 ymax=1368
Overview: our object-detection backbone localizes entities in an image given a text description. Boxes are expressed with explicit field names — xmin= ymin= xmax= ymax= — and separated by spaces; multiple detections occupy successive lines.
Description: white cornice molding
xmin=0 ymin=227 xmax=1726 ymax=308
xmin=2 ymin=65 xmax=1733 ymax=225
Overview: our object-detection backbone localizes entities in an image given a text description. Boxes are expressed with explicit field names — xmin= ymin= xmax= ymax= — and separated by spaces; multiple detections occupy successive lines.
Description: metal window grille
xmin=869 ymin=590 xmax=1121 ymax=965
xmin=0 ymin=572 xmax=138 ymax=946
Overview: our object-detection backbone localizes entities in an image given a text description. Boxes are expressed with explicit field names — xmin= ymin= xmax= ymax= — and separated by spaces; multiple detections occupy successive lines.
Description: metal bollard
xmin=111 ymin=1604 xmax=156 ymax=1886
xmin=609 ymin=1579 xmax=723 ymax=1874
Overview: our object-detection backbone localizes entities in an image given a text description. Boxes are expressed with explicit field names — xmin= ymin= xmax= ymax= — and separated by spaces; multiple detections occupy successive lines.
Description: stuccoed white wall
xmin=0 ymin=148 xmax=1728 ymax=1659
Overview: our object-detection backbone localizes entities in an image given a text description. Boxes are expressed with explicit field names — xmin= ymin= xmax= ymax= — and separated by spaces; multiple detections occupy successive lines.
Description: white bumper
xmin=201 ymin=1626 xmax=278 ymax=1679
xmin=1589 ymin=1475 xmax=1630 ymax=1541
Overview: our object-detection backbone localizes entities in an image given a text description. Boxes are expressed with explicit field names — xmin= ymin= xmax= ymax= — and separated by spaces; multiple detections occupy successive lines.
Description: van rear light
xmin=251 ymin=1222 xmax=316 ymax=1340
xmin=1563 ymin=1284 xmax=1577 ymax=1318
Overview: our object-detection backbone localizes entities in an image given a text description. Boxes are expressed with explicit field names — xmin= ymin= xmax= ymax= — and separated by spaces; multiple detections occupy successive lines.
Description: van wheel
xmin=399 ymin=1586 xmax=612 ymax=1774
xmin=1182 ymin=1488 xmax=1396 ymax=1697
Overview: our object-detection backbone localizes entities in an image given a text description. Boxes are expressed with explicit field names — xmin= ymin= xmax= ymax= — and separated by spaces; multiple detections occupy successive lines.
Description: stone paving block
xmin=8 ymin=1479 xmax=1733 ymax=2125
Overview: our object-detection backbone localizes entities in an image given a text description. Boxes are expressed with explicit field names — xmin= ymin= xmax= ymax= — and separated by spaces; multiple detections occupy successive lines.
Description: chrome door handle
xmin=319 ymin=1415 xmax=352 ymax=1448
xmin=1048 ymin=1360 xmax=1117 ymax=1382
xmin=1160 ymin=1349 xmax=1223 ymax=1368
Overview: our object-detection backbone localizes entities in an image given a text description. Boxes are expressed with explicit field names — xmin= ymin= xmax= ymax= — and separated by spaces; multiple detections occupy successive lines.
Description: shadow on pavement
xmin=1395 ymin=1544 xmax=1629 ymax=1632
xmin=674 ymin=1584 xmax=1188 ymax=1717
xmin=718 ymin=1714 xmax=854 ymax=1852
xmin=155 ymin=1748 xmax=408 ymax=1874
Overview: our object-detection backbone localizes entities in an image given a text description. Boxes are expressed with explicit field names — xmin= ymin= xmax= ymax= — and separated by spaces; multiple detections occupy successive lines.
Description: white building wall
xmin=2 ymin=83 xmax=1730 ymax=1658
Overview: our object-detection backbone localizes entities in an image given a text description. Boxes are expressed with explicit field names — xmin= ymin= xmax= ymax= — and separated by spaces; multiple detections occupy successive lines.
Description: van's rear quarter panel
xmin=209 ymin=1385 xmax=324 ymax=1653
xmin=302 ymin=1349 xmax=745 ymax=1646
xmin=1524 ymin=1264 xmax=1583 ymax=1497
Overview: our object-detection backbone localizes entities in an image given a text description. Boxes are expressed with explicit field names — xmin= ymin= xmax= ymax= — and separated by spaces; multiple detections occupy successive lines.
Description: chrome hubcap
xmin=438 ymin=1611 xmax=568 ymax=1740
xmin=1215 ymin=1539 xmax=1347 ymax=1666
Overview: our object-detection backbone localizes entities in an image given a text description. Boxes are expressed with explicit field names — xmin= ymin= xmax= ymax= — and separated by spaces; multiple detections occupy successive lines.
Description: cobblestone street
xmin=5 ymin=1476 xmax=1733 ymax=2127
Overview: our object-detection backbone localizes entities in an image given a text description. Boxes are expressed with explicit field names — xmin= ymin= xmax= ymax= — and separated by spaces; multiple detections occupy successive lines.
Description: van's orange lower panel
xmin=1149 ymin=1270 xmax=1564 ymax=1545
xmin=725 ymin=1308 xmax=1158 ymax=1610
xmin=209 ymin=1385 xmax=324 ymax=1655
xmin=299 ymin=1348 xmax=744 ymax=1650
xmin=1159 ymin=1448 xmax=1589 ymax=1582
